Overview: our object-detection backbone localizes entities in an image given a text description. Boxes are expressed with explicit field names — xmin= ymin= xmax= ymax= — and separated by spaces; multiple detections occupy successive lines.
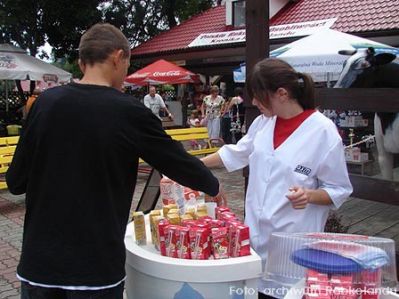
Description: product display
xmin=159 ymin=205 xmax=249 ymax=260
xmin=265 ymin=232 xmax=398 ymax=299
xmin=132 ymin=211 xmax=146 ymax=245
xmin=160 ymin=176 xmax=205 ymax=214
xmin=132 ymin=198 xmax=251 ymax=261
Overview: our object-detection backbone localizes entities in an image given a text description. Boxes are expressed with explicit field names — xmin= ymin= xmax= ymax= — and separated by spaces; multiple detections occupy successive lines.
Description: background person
xmin=201 ymin=58 xmax=353 ymax=299
xmin=21 ymin=89 xmax=41 ymax=121
xmin=221 ymin=97 xmax=232 ymax=144
xmin=7 ymin=23 xmax=223 ymax=299
xmin=228 ymin=87 xmax=245 ymax=143
xmin=201 ymin=85 xmax=225 ymax=140
xmin=143 ymin=86 xmax=173 ymax=120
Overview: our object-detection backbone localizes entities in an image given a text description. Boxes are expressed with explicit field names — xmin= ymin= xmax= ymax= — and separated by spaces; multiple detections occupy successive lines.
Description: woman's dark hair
xmin=79 ymin=23 xmax=130 ymax=66
xmin=246 ymin=58 xmax=315 ymax=109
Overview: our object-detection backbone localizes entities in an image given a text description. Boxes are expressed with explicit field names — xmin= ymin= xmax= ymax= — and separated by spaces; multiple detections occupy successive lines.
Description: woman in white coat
xmin=201 ymin=58 xmax=353 ymax=299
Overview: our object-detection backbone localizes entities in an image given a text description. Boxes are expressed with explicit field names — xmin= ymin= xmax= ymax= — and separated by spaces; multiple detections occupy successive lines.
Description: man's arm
xmin=158 ymin=95 xmax=173 ymax=119
xmin=130 ymin=107 xmax=219 ymax=196
xmin=6 ymin=104 xmax=37 ymax=194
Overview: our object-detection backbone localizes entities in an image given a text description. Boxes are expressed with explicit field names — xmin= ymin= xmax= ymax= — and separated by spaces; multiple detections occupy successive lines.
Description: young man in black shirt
xmin=7 ymin=23 xmax=222 ymax=299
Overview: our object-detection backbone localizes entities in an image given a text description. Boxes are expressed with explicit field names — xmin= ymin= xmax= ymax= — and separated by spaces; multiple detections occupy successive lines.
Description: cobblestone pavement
xmin=0 ymin=168 xmax=245 ymax=298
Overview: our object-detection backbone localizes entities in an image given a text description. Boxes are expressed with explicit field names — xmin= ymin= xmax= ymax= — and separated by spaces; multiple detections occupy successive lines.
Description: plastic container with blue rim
xmin=264 ymin=232 xmax=397 ymax=290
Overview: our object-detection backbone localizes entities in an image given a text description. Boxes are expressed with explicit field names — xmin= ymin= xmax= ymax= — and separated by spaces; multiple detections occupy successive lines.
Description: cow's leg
xmin=374 ymin=114 xmax=394 ymax=180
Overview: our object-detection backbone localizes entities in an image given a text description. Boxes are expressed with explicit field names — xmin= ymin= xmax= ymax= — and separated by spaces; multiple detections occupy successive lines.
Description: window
xmin=233 ymin=0 xmax=245 ymax=27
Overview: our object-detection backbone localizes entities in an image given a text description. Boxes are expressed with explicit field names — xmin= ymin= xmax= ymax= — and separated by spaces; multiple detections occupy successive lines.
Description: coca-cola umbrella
xmin=125 ymin=59 xmax=199 ymax=86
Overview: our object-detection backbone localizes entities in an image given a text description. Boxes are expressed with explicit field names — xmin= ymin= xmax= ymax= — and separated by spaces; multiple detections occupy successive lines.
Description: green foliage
xmin=101 ymin=0 xmax=214 ymax=47
xmin=0 ymin=0 xmax=101 ymax=59
xmin=52 ymin=58 xmax=83 ymax=79
xmin=1 ymin=0 xmax=216 ymax=61
xmin=43 ymin=0 xmax=102 ymax=61
xmin=0 ymin=0 xmax=46 ymax=56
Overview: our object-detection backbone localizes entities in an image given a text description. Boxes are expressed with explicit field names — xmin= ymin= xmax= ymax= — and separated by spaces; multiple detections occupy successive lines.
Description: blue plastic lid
xmin=291 ymin=248 xmax=363 ymax=274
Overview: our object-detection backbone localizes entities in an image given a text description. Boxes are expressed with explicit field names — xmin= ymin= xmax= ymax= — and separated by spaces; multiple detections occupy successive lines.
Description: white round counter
xmin=124 ymin=215 xmax=262 ymax=299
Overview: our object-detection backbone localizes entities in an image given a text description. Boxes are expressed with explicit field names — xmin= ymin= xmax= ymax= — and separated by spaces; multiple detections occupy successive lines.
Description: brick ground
xmin=0 ymin=168 xmax=245 ymax=298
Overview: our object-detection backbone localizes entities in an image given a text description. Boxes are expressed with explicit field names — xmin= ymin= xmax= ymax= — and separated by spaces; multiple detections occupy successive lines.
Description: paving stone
xmin=0 ymin=288 xmax=19 ymax=298
xmin=0 ymin=283 xmax=13 ymax=293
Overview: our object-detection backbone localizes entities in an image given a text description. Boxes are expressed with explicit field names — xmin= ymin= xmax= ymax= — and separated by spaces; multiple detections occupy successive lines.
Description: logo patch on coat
xmin=294 ymin=165 xmax=311 ymax=176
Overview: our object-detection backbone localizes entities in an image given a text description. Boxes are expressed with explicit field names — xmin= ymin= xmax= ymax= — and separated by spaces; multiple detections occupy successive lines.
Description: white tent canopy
xmin=234 ymin=29 xmax=399 ymax=83
xmin=0 ymin=43 xmax=71 ymax=82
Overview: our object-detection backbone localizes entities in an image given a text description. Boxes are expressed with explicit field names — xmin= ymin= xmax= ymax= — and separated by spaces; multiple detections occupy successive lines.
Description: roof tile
xmin=131 ymin=0 xmax=399 ymax=56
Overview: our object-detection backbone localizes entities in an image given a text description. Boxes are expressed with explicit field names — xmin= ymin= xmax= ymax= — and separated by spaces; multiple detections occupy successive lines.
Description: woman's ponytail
xmin=297 ymin=72 xmax=315 ymax=109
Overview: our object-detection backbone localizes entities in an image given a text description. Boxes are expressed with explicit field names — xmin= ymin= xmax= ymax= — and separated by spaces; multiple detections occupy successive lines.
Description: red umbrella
xmin=125 ymin=59 xmax=199 ymax=86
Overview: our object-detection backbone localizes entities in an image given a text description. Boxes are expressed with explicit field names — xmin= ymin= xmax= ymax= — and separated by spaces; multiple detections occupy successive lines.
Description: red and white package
xmin=216 ymin=207 xmax=230 ymax=220
xmin=181 ymin=219 xmax=198 ymax=228
xmin=158 ymin=219 xmax=170 ymax=256
xmin=211 ymin=227 xmax=229 ymax=259
xmin=183 ymin=188 xmax=202 ymax=201
xmin=305 ymin=292 xmax=332 ymax=299
xmin=189 ymin=227 xmax=210 ymax=260
xmin=165 ymin=225 xmax=179 ymax=258
xmin=198 ymin=216 xmax=213 ymax=223
xmin=307 ymin=269 xmax=330 ymax=284
xmin=232 ymin=224 xmax=250 ymax=257
xmin=210 ymin=219 xmax=225 ymax=229
xmin=227 ymin=221 xmax=240 ymax=256
xmin=220 ymin=212 xmax=240 ymax=223
xmin=160 ymin=177 xmax=180 ymax=206
xmin=361 ymin=270 xmax=382 ymax=299
xmin=331 ymin=275 xmax=357 ymax=299
xmin=331 ymin=275 xmax=353 ymax=287
xmin=177 ymin=227 xmax=191 ymax=259
xmin=195 ymin=222 xmax=211 ymax=231
xmin=306 ymin=270 xmax=331 ymax=297
xmin=361 ymin=269 xmax=381 ymax=285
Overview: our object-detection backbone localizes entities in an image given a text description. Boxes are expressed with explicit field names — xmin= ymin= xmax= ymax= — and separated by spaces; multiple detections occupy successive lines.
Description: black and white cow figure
xmin=334 ymin=47 xmax=399 ymax=180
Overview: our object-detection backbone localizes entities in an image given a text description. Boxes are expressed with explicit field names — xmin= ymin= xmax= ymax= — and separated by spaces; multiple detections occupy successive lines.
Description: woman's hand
xmin=286 ymin=186 xmax=310 ymax=209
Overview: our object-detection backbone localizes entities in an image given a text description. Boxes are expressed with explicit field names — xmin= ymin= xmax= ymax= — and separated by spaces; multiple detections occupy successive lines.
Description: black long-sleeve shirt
xmin=6 ymin=83 xmax=219 ymax=286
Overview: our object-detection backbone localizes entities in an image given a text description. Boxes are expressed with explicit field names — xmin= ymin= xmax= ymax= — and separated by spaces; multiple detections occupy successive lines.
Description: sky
xmin=37 ymin=42 xmax=53 ymax=62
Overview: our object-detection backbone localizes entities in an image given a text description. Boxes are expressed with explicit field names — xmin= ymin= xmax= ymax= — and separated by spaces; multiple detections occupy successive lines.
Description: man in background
xmin=143 ymin=86 xmax=174 ymax=120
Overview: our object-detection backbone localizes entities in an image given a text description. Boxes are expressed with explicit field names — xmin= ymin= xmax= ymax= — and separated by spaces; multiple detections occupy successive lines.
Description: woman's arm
xmin=286 ymin=187 xmax=332 ymax=209
xmin=201 ymin=100 xmax=205 ymax=117
xmin=201 ymin=152 xmax=224 ymax=168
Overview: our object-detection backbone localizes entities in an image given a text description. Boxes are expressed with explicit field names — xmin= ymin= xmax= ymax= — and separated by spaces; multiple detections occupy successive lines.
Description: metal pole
xmin=5 ymin=80 xmax=9 ymax=113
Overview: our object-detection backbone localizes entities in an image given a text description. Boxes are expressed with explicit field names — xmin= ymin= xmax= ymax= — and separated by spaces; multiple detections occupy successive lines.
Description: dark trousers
xmin=221 ymin=117 xmax=232 ymax=144
xmin=21 ymin=281 xmax=124 ymax=299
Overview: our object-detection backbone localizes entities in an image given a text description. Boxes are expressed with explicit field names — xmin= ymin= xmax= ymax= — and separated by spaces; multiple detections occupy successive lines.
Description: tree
xmin=0 ymin=0 xmax=102 ymax=59
xmin=101 ymin=0 xmax=214 ymax=47
xmin=0 ymin=0 xmax=46 ymax=57
xmin=0 ymin=0 xmax=216 ymax=74
xmin=42 ymin=0 xmax=102 ymax=61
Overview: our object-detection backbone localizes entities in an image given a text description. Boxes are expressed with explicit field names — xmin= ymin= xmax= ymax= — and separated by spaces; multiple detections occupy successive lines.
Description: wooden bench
xmin=138 ymin=126 xmax=222 ymax=172
xmin=0 ymin=136 xmax=20 ymax=190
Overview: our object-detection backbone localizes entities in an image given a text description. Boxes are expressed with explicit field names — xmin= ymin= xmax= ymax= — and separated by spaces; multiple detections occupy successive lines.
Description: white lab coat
xmin=218 ymin=111 xmax=353 ymax=296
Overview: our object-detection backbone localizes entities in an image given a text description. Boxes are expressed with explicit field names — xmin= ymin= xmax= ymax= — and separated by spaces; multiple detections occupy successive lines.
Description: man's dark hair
xmin=79 ymin=23 xmax=130 ymax=66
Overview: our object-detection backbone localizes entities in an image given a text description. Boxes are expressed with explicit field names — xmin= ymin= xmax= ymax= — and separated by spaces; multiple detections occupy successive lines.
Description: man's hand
xmin=168 ymin=113 xmax=174 ymax=120
xmin=207 ymin=184 xmax=227 ymax=207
